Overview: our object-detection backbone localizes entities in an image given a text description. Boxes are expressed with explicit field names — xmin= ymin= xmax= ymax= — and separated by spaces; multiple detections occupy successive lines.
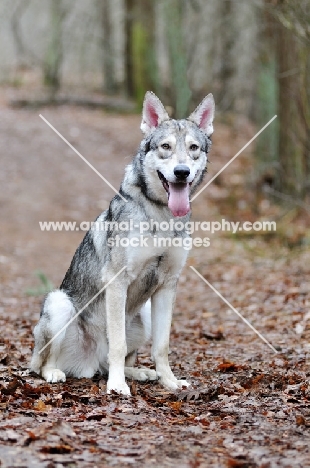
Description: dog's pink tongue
xmin=168 ymin=183 xmax=190 ymax=217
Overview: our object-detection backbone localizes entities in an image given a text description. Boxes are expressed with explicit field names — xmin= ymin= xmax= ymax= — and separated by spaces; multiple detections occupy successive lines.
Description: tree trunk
xmin=214 ymin=0 xmax=234 ymax=111
xmin=44 ymin=0 xmax=63 ymax=96
xmin=102 ymin=0 xmax=126 ymax=95
xmin=124 ymin=0 xmax=156 ymax=105
xmin=124 ymin=0 xmax=135 ymax=98
xmin=154 ymin=0 xmax=171 ymax=103
xmin=164 ymin=0 xmax=191 ymax=118
xmin=298 ymin=42 xmax=310 ymax=195
xmin=276 ymin=22 xmax=307 ymax=197
xmin=102 ymin=0 xmax=115 ymax=94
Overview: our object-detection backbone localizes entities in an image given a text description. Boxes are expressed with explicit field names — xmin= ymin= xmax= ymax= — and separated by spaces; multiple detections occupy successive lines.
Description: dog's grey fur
xmin=31 ymin=91 xmax=215 ymax=395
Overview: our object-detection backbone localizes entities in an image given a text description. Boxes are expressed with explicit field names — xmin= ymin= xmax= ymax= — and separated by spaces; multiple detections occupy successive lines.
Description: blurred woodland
xmin=0 ymin=0 xmax=309 ymax=203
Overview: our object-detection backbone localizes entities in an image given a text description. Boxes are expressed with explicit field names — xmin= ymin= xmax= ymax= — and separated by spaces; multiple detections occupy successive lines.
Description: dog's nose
xmin=174 ymin=165 xmax=190 ymax=180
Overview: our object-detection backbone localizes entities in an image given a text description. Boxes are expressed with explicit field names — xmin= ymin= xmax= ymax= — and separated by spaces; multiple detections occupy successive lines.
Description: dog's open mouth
xmin=157 ymin=171 xmax=191 ymax=217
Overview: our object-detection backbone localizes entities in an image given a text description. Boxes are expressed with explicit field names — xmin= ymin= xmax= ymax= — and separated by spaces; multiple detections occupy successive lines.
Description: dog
xmin=31 ymin=91 xmax=215 ymax=395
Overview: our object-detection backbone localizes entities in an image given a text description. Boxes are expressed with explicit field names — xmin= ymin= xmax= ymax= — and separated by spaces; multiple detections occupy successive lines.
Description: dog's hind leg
xmin=124 ymin=301 xmax=158 ymax=382
xmin=42 ymin=366 xmax=66 ymax=383
xmin=125 ymin=350 xmax=137 ymax=367
xmin=125 ymin=350 xmax=158 ymax=381
xmin=31 ymin=290 xmax=75 ymax=383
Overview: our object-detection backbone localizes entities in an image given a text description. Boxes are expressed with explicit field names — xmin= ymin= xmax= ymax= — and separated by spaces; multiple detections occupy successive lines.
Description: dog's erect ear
xmin=141 ymin=91 xmax=170 ymax=135
xmin=188 ymin=93 xmax=215 ymax=137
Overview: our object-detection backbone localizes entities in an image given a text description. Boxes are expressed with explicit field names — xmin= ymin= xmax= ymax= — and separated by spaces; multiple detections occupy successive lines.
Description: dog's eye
xmin=161 ymin=143 xmax=171 ymax=151
xmin=190 ymin=144 xmax=199 ymax=151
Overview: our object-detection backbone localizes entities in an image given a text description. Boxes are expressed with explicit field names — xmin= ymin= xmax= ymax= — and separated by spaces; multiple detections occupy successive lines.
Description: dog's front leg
xmin=151 ymin=284 xmax=190 ymax=390
xmin=106 ymin=281 xmax=130 ymax=396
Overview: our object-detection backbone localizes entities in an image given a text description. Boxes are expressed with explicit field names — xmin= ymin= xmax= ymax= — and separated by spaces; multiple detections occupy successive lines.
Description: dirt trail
xmin=0 ymin=91 xmax=309 ymax=467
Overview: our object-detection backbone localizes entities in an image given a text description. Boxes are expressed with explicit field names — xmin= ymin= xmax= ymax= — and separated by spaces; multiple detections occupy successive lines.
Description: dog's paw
xmin=160 ymin=375 xmax=190 ymax=391
xmin=141 ymin=369 xmax=158 ymax=381
xmin=125 ymin=367 xmax=158 ymax=382
xmin=42 ymin=368 xmax=66 ymax=383
xmin=175 ymin=379 xmax=190 ymax=388
xmin=107 ymin=379 xmax=131 ymax=396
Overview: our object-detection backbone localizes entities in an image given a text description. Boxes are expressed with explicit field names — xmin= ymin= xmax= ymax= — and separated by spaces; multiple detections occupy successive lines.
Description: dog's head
xmin=140 ymin=91 xmax=214 ymax=217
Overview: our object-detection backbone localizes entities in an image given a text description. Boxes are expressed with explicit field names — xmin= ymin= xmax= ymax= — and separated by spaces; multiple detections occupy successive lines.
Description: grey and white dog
xmin=31 ymin=91 xmax=215 ymax=395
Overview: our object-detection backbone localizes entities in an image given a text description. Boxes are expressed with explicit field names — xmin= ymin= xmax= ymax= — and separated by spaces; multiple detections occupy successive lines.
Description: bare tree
xmin=267 ymin=0 xmax=310 ymax=198
xmin=43 ymin=0 xmax=65 ymax=95
xmin=124 ymin=0 xmax=156 ymax=104
xmin=164 ymin=0 xmax=191 ymax=118
xmin=102 ymin=0 xmax=126 ymax=95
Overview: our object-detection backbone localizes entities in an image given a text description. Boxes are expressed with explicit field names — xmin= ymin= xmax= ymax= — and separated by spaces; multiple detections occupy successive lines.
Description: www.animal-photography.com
xmin=0 ymin=1 xmax=309 ymax=467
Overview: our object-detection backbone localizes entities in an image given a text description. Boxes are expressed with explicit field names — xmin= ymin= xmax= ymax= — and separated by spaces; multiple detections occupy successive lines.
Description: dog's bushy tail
xmin=30 ymin=290 xmax=75 ymax=374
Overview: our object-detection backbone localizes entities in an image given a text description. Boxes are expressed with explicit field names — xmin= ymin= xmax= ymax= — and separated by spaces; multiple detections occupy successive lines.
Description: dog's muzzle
xmin=157 ymin=167 xmax=191 ymax=218
xmin=174 ymin=165 xmax=190 ymax=181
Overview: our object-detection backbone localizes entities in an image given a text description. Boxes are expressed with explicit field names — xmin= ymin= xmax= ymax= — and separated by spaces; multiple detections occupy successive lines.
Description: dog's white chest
xmin=126 ymin=234 xmax=188 ymax=282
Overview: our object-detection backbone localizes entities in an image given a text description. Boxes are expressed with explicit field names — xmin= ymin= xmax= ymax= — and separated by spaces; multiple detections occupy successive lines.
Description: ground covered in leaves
xmin=0 ymin=87 xmax=310 ymax=467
